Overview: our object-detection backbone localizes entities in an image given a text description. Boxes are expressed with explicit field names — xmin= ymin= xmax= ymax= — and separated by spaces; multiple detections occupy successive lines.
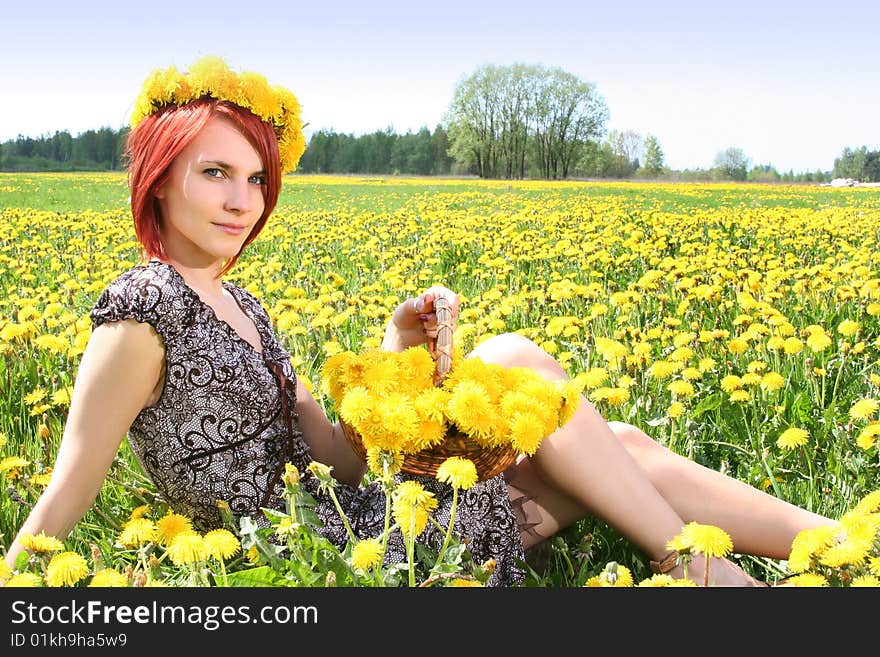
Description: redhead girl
xmin=4 ymin=58 xmax=835 ymax=586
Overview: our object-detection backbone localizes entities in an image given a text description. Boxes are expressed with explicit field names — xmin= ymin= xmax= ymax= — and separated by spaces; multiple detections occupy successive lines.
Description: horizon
xmin=2 ymin=0 xmax=878 ymax=174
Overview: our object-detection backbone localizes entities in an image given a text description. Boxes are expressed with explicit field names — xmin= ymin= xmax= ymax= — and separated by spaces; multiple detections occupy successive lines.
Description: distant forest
xmin=3 ymin=124 xmax=877 ymax=184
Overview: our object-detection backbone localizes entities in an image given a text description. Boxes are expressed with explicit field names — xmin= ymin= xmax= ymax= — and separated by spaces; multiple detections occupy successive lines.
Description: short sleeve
xmin=90 ymin=265 xmax=177 ymax=340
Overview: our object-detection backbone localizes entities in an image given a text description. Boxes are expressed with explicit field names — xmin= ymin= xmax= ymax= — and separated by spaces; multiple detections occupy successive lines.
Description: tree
xmin=444 ymin=63 xmax=608 ymax=179
xmin=833 ymin=146 xmax=880 ymax=181
xmin=713 ymin=147 xmax=749 ymax=181
xmin=642 ymin=135 xmax=665 ymax=177
xmin=444 ymin=65 xmax=504 ymax=178
xmin=530 ymin=66 xmax=608 ymax=179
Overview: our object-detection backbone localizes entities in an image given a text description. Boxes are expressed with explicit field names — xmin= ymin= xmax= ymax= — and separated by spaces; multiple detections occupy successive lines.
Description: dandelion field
xmin=1 ymin=172 xmax=880 ymax=587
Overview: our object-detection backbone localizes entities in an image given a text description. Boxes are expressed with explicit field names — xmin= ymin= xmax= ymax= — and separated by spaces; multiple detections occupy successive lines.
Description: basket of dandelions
xmin=321 ymin=298 xmax=582 ymax=482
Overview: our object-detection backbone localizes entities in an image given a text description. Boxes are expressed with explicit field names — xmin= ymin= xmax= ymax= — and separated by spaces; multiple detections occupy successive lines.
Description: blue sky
xmin=3 ymin=0 xmax=878 ymax=173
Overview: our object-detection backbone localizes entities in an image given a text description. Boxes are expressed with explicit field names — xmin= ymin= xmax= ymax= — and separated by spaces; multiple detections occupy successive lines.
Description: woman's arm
xmin=295 ymin=378 xmax=367 ymax=488
xmin=3 ymin=320 xmax=164 ymax=569
xmin=296 ymin=286 xmax=460 ymax=487
xmin=381 ymin=285 xmax=459 ymax=352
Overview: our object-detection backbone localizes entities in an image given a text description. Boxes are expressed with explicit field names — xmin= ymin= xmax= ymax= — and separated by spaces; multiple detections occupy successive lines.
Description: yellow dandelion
xmin=88 ymin=569 xmax=129 ymax=587
xmin=669 ymin=522 xmax=733 ymax=559
xmin=448 ymin=578 xmax=483 ymax=587
xmin=118 ymin=518 xmax=157 ymax=547
xmin=44 ymin=551 xmax=90 ymax=587
xmin=697 ymin=357 xmax=716 ymax=373
xmin=155 ymin=511 xmax=193 ymax=546
xmin=788 ymin=525 xmax=838 ymax=572
xmin=0 ymin=456 xmax=31 ymax=473
xmin=806 ymin=331 xmax=832 ymax=352
xmin=637 ymin=573 xmax=696 ymax=587
xmin=351 ymin=538 xmax=384 ymax=571
xmin=283 ymin=463 xmax=300 ymax=487
xmin=446 ymin=380 xmax=496 ymax=440
xmin=366 ymin=447 xmax=404 ymax=477
xmin=583 ymin=563 xmax=634 ymax=587
xmin=777 ymin=427 xmax=809 ymax=450
xmin=720 ymin=375 xmax=743 ymax=393
xmin=668 ymin=402 xmax=685 ymax=419
xmin=392 ymin=502 xmax=431 ymax=540
xmin=856 ymin=423 xmax=880 ymax=450
xmin=51 ymin=386 xmax=73 ymax=408
xmin=436 ymin=457 xmax=479 ymax=490
xmin=508 ymin=411 xmax=545 ymax=456
xmin=203 ymin=529 xmax=241 ymax=560
xmin=23 ymin=387 xmax=48 ymax=406
xmin=837 ymin=319 xmax=859 ymax=337
xmin=849 ymin=398 xmax=879 ymax=420
xmin=393 ymin=480 xmax=436 ymax=508
xmin=853 ymin=490 xmax=880 ymax=515
xmin=783 ymin=337 xmax=803 ymax=355
xmin=678 ymin=368 xmax=699 ymax=382
xmin=727 ymin=338 xmax=749 ymax=354
xmin=868 ymin=556 xmax=880 ymax=577
xmin=785 ymin=573 xmax=828 ymax=587
xmin=0 ymin=559 xmax=12 ymax=582
xmin=760 ymin=371 xmax=785 ymax=392
xmin=5 ymin=572 xmax=43 ymax=587
xmin=572 ymin=367 xmax=609 ymax=390
xmin=648 ymin=360 xmax=680 ymax=379
xmin=129 ymin=505 xmax=151 ymax=520
xmin=165 ymin=531 xmax=207 ymax=566
xmin=667 ymin=380 xmax=695 ymax=397
xmin=729 ymin=390 xmax=750 ymax=403
xmin=590 ymin=386 xmax=630 ymax=406
xmin=18 ymin=531 xmax=64 ymax=554
xmin=850 ymin=575 xmax=880 ymax=587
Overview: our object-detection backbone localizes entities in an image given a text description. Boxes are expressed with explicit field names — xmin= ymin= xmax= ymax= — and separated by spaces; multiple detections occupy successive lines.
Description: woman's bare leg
xmin=470 ymin=334 xmax=690 ymax=559
xmin=471 ymin=333 xmax=836 ymax=583
xmin=607 ymin=421 xmax=835 ymax=559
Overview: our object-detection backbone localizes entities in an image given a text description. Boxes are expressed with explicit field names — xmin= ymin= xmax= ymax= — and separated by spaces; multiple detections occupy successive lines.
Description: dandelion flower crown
xmin=130 ymin=55 xmax=306 ymax=174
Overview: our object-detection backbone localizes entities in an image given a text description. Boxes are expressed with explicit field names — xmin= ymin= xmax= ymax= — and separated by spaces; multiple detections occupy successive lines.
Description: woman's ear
xmin=154 ymin=183 xmax=166 ymax=200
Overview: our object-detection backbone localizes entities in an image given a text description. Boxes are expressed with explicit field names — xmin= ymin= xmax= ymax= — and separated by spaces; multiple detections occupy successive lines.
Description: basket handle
xmin=428 ymin=296 xmax=454 ymax=387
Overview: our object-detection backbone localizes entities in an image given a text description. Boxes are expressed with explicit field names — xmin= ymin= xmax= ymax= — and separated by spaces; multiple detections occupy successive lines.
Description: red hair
xmin=125 ymin=97 xmax=281 ymax=275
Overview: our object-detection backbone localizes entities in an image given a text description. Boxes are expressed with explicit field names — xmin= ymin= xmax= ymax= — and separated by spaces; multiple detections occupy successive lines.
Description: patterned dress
xmin=90 ymin=260 xmax=525 ymax=586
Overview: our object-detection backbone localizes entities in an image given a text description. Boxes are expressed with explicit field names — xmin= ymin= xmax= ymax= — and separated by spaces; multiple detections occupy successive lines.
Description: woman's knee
xmin=468 ymin=332 xmax=565 ymax=379
xmin=608 ymin=420 xmax=669 ymax=473
xmin=607 ymin=421 xmax=660 ymax=452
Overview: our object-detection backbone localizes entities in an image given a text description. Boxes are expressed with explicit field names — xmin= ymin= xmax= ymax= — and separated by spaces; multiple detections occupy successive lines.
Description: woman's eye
xmin=204 ymin=168 xmax=224 ymax=178
xmin=249 ymin=175 xmax=267 ymax=185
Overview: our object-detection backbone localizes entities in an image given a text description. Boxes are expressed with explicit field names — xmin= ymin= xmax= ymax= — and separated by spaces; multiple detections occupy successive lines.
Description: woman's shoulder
xmin=105 ymin=260 xmax=178 ymax=290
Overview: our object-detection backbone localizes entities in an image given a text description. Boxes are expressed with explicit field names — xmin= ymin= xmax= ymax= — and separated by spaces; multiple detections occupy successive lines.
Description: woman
xmin=3 ymin=57 xmax=834 ymax=586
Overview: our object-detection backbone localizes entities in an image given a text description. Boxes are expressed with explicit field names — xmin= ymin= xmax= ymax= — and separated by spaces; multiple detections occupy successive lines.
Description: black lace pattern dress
xmin=90 ymin=260 xmax=525 ymax=586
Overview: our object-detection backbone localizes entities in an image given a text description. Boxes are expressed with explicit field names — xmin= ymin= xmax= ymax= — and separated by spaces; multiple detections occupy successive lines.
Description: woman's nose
xmin=224 ymin=179 xmax=252 ymax=213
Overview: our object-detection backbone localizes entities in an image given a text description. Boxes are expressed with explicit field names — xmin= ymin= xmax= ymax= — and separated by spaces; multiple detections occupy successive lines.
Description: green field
xmin=2 ymin=172 xmax=880 ymax=586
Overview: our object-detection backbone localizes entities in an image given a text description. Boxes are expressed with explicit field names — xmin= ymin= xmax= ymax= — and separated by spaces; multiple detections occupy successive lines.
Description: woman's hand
xmin=381 ymin=285 xmax=460 ymax=351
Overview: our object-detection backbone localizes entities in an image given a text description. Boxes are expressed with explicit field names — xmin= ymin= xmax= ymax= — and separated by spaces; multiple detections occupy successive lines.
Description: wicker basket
xmin=339 ymin=297 xmax=520 ymax=482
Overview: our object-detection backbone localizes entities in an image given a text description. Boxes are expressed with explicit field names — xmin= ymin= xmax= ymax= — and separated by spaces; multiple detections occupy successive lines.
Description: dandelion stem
xmin=407 ymin=516 xmax=416 ymax=588
xmin=326 ymin=487 xmax=357 ymax=544
xmin=433 ymin=487 xmax=458 ymax=572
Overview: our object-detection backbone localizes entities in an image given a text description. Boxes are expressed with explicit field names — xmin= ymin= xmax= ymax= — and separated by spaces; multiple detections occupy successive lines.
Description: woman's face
xmin=155 ymin=115 xmax=266 ymax=269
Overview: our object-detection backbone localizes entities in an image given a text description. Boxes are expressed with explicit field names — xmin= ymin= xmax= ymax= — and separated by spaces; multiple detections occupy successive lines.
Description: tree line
xmin=0 ymin=127 xmax=125 ymax=171
xmin=2 ymin=62 xmax=877 ymax=183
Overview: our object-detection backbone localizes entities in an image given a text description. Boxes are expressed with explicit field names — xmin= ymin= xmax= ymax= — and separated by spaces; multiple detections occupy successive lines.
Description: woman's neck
xmin=159 ymin=258 xmax=226 ymax=296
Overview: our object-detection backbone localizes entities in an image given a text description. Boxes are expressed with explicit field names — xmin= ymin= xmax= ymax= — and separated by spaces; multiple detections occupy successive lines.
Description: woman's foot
xmin=669 ymin=554 xmax=766 ymax=587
